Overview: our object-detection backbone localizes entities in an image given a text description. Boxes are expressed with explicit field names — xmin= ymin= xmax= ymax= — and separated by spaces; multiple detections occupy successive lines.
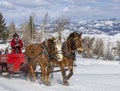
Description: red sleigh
xmin=0 ymin=54 xmax=26 ymax=73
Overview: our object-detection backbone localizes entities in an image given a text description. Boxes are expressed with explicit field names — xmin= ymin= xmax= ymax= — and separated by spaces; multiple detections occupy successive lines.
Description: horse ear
xmin=74 ymin=32 xmax=77 ymax=37
xmin=79 ymin=32 xmax=82 ymax=38
xmin=52 ymin=36 xmax=57 ymax=42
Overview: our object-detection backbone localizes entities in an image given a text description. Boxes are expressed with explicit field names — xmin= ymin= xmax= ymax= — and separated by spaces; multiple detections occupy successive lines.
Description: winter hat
xmin=13 ymin=33 xmax=19 ymax=37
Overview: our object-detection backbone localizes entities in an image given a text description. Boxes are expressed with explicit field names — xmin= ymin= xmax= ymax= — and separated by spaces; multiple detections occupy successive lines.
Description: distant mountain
xmin=74 ymin=18 xmax=120 ymax=35
xmin=40 ymin=18 xmax=120 ymax=35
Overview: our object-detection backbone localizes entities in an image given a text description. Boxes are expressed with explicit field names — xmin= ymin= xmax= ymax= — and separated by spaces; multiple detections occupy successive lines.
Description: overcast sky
xmin=0 ymin=0 xmax=120 ymax=25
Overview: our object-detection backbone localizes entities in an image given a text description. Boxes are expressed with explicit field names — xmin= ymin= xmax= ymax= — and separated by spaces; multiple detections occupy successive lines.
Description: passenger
xmin=10 ymin=33 xmax=23 ymax=54
xmin=5 ymin=47 xmax=9 ymax=54
xmin=0 ymin=48 xmax=5 ymax=54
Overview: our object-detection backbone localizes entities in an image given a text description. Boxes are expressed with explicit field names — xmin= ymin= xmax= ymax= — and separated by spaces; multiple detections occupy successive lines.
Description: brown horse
xmin=25 ymin=38 xmax=58 ymax=85
xmin=51 ymin=31 xmax=83 ymax=85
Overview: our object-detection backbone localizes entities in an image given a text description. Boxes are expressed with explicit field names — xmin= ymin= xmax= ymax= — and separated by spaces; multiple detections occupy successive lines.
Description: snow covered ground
xmin=0 ymin=57 xmax=120 ymax=91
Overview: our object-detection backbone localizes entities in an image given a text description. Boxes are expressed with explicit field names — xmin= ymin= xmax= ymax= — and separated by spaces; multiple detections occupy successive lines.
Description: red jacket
xmin=10 ymin=38 xmax=23 ymax=54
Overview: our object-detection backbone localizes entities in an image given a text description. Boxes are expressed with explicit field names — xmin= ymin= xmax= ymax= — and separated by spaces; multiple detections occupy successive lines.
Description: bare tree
xmin=54 ymin=17 xmax=70 ymax=33
xmin=8 ymin=21 xmax=16 ymax=39
xmin=19 ymin=23 xmax=30 ymax=46
xmin=93 ymin=38 xmax=104 ymax=59
xmin=36 ymin=12 xmax=49 ymax=42
xmin=82 ymin=36 xmax=95 ymax=58
xmin=116 ymin=41 xmax=120 ymax=59
xmin=20 ymin=13 xmax=49 ymax=44
xmin=103 ymin=42 xmax=113 ymax=60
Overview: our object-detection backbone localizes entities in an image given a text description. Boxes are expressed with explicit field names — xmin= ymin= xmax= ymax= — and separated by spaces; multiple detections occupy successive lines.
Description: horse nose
xmin=78 ymin=48 xmax=83 ymax=52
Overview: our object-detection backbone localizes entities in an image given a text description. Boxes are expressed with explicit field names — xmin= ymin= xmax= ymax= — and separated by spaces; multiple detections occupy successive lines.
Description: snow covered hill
xmin=0 ymin=57 xmax=120 ymax=91
xmin=76 ymin=18 xmax=120 ymax=35
xmin=39 ymin=18 xmax=120 ymax=35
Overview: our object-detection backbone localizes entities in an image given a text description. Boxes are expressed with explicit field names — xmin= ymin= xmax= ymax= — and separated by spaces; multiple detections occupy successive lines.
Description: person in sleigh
xmin=10 ymin=33 xmax=23 ymax=54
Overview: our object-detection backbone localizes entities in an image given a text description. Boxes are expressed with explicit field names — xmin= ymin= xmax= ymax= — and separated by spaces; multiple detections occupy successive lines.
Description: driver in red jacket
xmin=10 ymin=33 xmax=23 ymax=54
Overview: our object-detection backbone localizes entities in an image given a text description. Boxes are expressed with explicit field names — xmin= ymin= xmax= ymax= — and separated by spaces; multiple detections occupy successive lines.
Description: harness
xmin=62 ymin=41 xmax=76 ymax=61
xmin=27 ymin=40 xmax=55 ymax=70
xmin=27 ymin=42 xmax=48 ymax=63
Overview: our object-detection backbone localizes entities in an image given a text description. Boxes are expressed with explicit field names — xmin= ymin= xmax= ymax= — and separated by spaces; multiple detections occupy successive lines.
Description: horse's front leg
xmin=49 ymin=65 xmax=54 ymax=79
xmin=44 ymin=64 xmax=51 ymax=86
xmin=62 ymin=64 xmax=73 ymax=85
xmin=26 ymin=70 xmax=30 ymax=81
xmin=60 ymin=64 xmax=69 ymax=85
xmin=39 ymin=63 xmax=45 ymax=83
xmin=26 ymin=64 xmax=31 ymax=81
xmin=66 ymin=65 xmax=73 ymax=80
xmin=40 ymin=63 xmax=51 ymax=86
xmin=30 ymin=65 xmax=37 ymax=82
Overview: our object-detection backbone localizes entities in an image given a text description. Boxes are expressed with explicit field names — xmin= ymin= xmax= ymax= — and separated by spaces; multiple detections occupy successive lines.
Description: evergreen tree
xmin=28 ymin=15 xmax=35 ymax=40
xmin=0 ymin=12 xmax=8 ymax=39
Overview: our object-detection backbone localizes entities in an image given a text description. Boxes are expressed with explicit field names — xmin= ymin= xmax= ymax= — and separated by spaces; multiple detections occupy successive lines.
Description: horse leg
xmin=39 ymin=63 xmax=49 ymax=85
xmin=49 ymin=66 xmax=54 ymax=79
xmin=66 ymin=65 xmax=73 ymax=80
xmin=64 ymin=65 xmax=73 ymax=85
xmin=26 ymin=64 xmax=32 ymax=81
xmin=39 ymin=63 xmax=45 ymax=83
xmin=44 ymin=65 xmax=51 ymax=86
xmin=26 ymin=70 xmax=31 ymax=81
xmin=29 ymin=65 xmax=37 ymax=82
xmin=60 ymin=64 xmax=69 ymax=85
xmin=44 ymin=75 xmax=51 ymax=86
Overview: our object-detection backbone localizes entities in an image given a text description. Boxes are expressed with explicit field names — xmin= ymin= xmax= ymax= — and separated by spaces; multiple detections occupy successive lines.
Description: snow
xmin=0 ymin=29 xmax=120 ymax=91
xmin=0 ymin=42 xmax=11 ymax=54
xmin=0 ymin=57 xmax=120 ymax=91
xmin=104 ymin=21 xmax=113 ymax=26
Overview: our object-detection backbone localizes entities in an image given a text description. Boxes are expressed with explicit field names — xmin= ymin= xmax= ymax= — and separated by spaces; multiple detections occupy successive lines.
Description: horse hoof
xmin=27 ymin=78 xmax=30 ymax=81
xmin=44 ymin=82 xmax=51 ymax=86
xmin=34 ymin=80 xmax=37 ymax=83
xmin=64 ymin=82 xmax=69 ymax=86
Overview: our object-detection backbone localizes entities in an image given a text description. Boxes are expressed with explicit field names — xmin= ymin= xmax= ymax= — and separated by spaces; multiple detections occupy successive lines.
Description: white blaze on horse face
xmin=55 ymin=40 xmax=63 ymax=62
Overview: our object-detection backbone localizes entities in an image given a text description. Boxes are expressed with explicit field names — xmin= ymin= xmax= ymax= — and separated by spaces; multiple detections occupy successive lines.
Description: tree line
xmin=0 ymin=12 xmax=69 ymax=45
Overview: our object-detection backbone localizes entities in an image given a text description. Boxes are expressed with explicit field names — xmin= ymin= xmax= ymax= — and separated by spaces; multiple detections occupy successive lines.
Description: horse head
xmin=67 ymin=32 xmax=83 ymax=53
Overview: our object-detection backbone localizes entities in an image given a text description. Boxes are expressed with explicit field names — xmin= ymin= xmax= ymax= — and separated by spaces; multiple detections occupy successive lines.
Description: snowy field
xmin=0 ymin=57 xmax=120 ymax=91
